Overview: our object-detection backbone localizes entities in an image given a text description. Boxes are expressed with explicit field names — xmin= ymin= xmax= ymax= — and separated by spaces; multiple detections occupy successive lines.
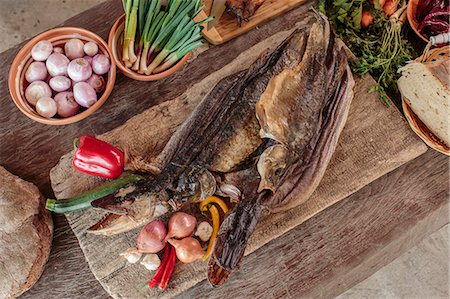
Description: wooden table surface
xmin=0 ymin=1 xmax=447 ymax=298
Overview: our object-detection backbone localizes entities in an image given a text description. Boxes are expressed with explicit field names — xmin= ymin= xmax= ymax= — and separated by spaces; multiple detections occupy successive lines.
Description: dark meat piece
xmin=226 ymin=0 xmax=266 ymax=26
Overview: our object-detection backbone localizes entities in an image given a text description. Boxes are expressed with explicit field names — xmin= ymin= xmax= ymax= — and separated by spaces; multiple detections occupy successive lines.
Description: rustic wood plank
xmin=0 ymin=0 xmax=442 ymax=298
xmin=200 ymin=0 xmax=308 ymax=45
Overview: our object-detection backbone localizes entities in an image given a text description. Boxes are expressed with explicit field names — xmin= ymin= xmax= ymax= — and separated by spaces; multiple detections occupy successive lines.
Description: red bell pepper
xmin=72 ymin=135 xmax=124 ymax=179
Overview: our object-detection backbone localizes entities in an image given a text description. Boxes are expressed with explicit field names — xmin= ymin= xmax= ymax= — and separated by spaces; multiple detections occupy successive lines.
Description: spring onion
xmin=45 ymin=174 xmax=144 ymax=213
xmin=121 ymin=0 xmax=211 ymax=74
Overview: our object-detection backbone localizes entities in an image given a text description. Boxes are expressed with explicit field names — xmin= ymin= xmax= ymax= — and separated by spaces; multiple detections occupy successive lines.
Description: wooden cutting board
xmin=49 ymin=17 xmax=427 ymax=299
xmin=199 ymin=0 xmax=307 ymax=44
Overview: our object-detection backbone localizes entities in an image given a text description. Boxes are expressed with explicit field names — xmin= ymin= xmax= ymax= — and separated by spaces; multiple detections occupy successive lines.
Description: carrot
xmin=361 ymin=11 xmax=375 ymax=28
xmin=383 ymin=0 xmax=398 ymax=16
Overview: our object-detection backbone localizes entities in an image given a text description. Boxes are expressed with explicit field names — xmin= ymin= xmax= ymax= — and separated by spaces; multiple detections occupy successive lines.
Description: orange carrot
xmin=361 ymin=11 xmax=375 ymax=28
xmin=383 ymin=0 xmax=398 ymax=16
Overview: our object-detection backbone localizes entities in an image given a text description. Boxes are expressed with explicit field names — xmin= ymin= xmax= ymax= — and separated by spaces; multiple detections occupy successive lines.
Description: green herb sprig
xmin=318 ymin=0 xmax=416 ymax=105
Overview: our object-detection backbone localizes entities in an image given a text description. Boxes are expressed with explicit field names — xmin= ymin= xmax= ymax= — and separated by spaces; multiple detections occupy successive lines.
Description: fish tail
xmin=208 ymin=195 xmax=265 ymax=287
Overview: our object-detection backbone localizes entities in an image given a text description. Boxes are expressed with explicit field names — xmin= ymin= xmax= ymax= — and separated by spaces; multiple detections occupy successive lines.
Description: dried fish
xmin=209 ymin=14 xmax=354 ymax=286
xmin=87 ymin=13 xmax=354 ymax=289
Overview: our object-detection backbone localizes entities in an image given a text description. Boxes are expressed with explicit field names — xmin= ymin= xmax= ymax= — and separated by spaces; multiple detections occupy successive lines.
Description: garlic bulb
xmin=120 ymin=247 xmax=142 ymax=264
xmin=140 ymin=254 xmax=161 ymax=271
xmin=195 ymin=221 xmax=213 ymax=242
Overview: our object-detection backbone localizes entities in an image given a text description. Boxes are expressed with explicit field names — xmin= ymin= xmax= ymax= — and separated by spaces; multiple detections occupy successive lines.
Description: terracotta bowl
xmin=108 ymin=14 xmax=191 ymax=81
xmin=402 ymin=46 xmax=450 ymax=156
xmin=8 ymin=27 xmax=116 ymax=125
xmin=407 ymin=0 xmax=429 ymax=43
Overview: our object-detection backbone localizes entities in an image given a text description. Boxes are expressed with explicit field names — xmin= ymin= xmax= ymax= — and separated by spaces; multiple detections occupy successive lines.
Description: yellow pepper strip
xmin=203 ymin=205 xmax=220 ymax=261
xmin=199 ymin=196 xmax=229 ymax=214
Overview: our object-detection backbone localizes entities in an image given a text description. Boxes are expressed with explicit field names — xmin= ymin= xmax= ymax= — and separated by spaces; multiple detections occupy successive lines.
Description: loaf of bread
xmin=0 ymin=166 xmax=53 ymax=299
xmin=398 ymin=59 xmax=450 ymax=146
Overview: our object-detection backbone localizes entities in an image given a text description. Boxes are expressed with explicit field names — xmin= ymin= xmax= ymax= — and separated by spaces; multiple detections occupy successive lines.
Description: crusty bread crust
xmin=0 ymin=166 xmax=53 ymax=299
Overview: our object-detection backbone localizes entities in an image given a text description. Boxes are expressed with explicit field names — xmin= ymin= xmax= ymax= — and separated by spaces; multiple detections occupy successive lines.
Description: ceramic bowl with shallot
xmin=8 ymin=27 xmax=116 ymax=125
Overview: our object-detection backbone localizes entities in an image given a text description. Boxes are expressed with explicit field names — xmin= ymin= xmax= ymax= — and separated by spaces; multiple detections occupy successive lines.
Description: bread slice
xmin=398 ymin=59 xmax=450 ymax=146
xmin=0 ymin=166 xmax=53 ymax=299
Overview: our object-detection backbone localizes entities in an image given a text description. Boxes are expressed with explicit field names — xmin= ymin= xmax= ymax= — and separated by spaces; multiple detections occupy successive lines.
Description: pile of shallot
xmin=120 ymin=212 xmax=212 ymax=291
xmin=24 ymin=38 xmax=111 ymax=118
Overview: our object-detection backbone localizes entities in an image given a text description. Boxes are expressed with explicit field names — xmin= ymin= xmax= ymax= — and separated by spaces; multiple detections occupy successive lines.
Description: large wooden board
xmin=200 ymin=0 xmax=307 ymax=44
xmin=49 ymin=16 xmax=427 ymax=299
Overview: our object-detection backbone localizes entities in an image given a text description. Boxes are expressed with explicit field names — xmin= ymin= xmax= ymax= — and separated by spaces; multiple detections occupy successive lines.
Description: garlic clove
xmin=140 ymin=253 xmax=161 ymax=271
xmin=120 ymin=247 xmax=142 ymax=264
xmin=195 ymin=221 xmax=213 ymax=242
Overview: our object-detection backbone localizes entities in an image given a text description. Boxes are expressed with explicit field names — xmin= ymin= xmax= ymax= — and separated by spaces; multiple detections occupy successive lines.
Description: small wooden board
xmin=199 ymin=0 xmax=307 ymax=45
xmin=49 ymin=17 xmax=427 ymax=298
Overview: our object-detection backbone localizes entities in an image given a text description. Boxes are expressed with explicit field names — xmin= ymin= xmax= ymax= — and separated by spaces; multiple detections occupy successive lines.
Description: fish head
xmin=257 ymin=144 xmax=289 ymax=192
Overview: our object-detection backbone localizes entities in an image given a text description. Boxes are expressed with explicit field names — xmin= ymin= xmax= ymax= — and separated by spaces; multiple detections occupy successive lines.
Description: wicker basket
xmin=401 ymin=46 xmax=450 ymax=156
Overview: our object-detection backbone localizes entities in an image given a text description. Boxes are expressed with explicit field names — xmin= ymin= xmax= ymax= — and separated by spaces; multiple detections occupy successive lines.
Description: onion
xmin=83 ymin=41 xmax=98 ymax=56
xmin=136 ymin=220 xmax=167 ymax=253
xmin=31 ymin=40 xmax=53 ymax=61
xmin=54 ymin=92 xmax=79 ymax=117
xmin=83 ymin=55 xmax=93 ymax=65
xmin=53 ymin=46 xmax=64 ymax=54
xmin=73 ymin=82 xmax=97 ymax=108
xmin=86 ymin=74 xmax=105 ymax=93
xmin=167 ymin=237 xmax=204 ymax=264
xmin=25 ymin=81 xmax=52 ymax=105
xmin=25 ymin=61 xmax=48 ymax=83
xmin=92 ymin=54 xmax=110 ymax=75
xmin=64 ymin=38 xmax=85 ymax=60
xmin=49 ymin=76 xmax=71 ymax=92
xmin=165 ymin=212 xmax=197 ymax=241
xmin=46 ymin=53 xmax=70 ymax=76
xmin=67 ymin=58 xmax=92 ymax=82
xmin=36 ymin=96 xmax=57 ymax=118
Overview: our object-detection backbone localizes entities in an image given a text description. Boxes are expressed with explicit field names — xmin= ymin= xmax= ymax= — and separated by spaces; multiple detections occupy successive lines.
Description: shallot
xmin=136 ymin=220 xmax=167 ymax=253
xmin=54 ymin=92 xmax=79 ymax=117
xmin=92 ymin=54 xmax=110 ymax=75
xmin=25 ymin=61 xmax=48 ymax=83
xmin=31 ymin=40 xmax=53 ymax=61
xmin=167 ymin=237 xmax=204 ymax=264
xmin=36 ymin=96 xmax=57 ymax=118
xmin=86 ymin=74 xmax=105 ymax=93
xmin=73 ymin=82 xmax=97 ymax=108
xmin=25 ymin=81 xmax=52 ymax=105
xmin=49 ymin=76 xmax=71 ymax=92
xmin=64 ymin=38 xmax=85 ymax=60
xmin=46 ymin=53 xmax=70 ymax=76
xmin=83 ymin=41 xmax=98 ymax=56
xmin=68 ymin=58 xmax=92 ymax=82
xmin=165 ymin=212 xmax=197 ymax=241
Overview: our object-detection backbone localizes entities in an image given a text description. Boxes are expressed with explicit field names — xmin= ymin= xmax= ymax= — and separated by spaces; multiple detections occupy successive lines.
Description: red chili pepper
xmin=72 ymin=135 xmax=124 ymax=179
xmin=158 ymin=245 xmax=177 ymax=291
xmin=147 ymin=244 xmax=170 ymax=289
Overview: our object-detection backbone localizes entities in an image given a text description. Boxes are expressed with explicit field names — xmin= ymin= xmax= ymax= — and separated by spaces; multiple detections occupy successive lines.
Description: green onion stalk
xmin=121 ymin=0 xmax=211 ymax=75
xmin=122 ymin=0 xmax=140 ymax=65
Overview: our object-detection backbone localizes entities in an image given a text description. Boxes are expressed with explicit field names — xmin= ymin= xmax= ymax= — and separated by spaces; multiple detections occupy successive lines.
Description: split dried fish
xmin=87 ymin=13 xmax=354 ymax=288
